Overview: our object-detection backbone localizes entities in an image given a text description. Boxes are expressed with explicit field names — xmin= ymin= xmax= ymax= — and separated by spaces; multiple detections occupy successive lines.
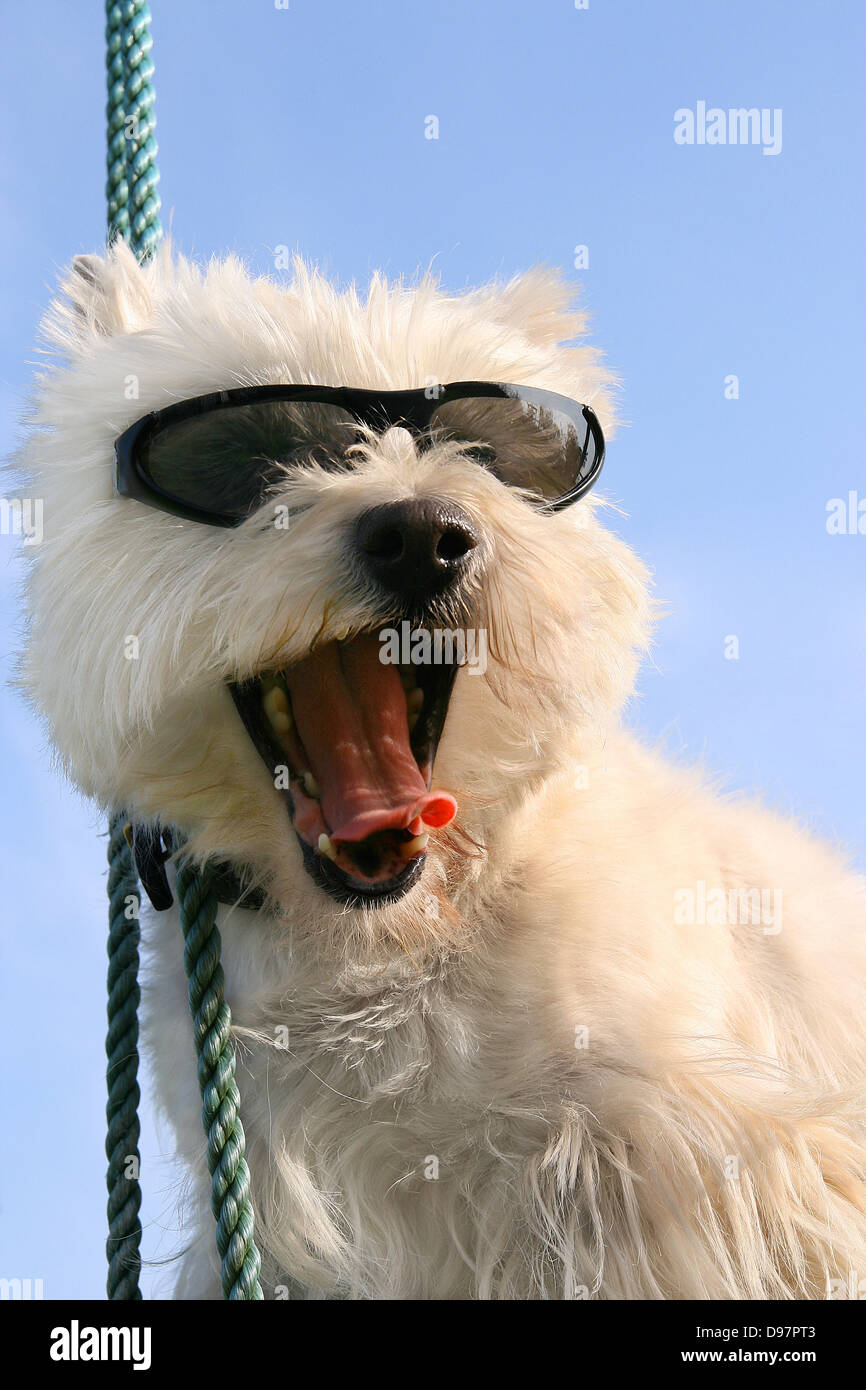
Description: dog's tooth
xmin=264 ymin=686 xmax=293 ymax=733
xmin=318 ymin=833 xmax=337 ymax=861
xmin=400 ymin=832 xmax=429 ymax=859
xmin=302 ymin=771 xmax=321 ymax=799
xmin=407 ymin=687 xmax=424 ymax=714
xmin=408 ymin=711 xmax=420 ymax=732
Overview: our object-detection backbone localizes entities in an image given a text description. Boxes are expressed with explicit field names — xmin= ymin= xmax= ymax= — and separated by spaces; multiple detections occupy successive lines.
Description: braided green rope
xmin=176 ymin=859 xmax=264 ymax=1300
xmin=104 ymin=0 xmax=159 ymax=1303
xmin=103 ymin=1 xmax=262 ymax=1300
xmin=105 ymin=817 xmax=143 ymax=1300
xmin=105 ymin=1 xmax=162 ymax=257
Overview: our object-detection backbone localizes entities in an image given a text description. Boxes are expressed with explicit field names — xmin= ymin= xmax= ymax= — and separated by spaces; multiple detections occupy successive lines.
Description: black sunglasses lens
xmin=138 ymin=400 xmax=359 ymax=521
xmin=430 ymin=388 xmax=600 ymax=505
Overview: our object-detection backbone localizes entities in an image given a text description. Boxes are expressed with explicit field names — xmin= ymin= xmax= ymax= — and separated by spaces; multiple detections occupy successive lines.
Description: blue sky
xmin=1 ymin=0 xmax=864 ymax=1298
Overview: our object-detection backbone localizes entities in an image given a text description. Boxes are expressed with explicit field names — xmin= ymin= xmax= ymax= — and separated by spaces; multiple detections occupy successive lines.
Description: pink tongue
xmin=284 ymin=636 xmax=457 ymax=845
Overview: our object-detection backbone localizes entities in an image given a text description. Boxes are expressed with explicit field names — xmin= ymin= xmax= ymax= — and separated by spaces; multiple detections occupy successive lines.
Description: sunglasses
xmin=114 ymin=381 xmax=605 ymax=527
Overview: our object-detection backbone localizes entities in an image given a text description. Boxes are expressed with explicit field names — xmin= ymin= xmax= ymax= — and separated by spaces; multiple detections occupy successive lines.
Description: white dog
xmin=17 ymin=242 xmax=866 ymax=1299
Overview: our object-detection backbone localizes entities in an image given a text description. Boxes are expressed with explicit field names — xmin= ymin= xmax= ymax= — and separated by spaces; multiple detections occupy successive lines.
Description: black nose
xmin=354 ymin=498 xmax=479 ymax=603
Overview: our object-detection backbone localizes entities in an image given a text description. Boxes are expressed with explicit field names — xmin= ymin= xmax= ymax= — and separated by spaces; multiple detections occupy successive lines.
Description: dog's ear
xmin=60 ymin=241 xmax=155 ymax=339
xmin=466 ymin=266 xmax=618 ymax=433
xmin=470 ymin=266 xmax=589 ymax=348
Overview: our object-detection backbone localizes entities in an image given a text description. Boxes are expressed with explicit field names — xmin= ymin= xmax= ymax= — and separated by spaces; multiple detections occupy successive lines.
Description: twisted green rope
xmin=176 ymin=859 xmax=264 ymax=1300
xmin=105 ymin=1 xmax=162 ymax=258
xmin=103 ymin=1 xmax=262 ymax=1300
xmin=105 ymin=817 xmax=143 ymax=1299
xmin=103 ymin=0 xmax=159 ymax=1304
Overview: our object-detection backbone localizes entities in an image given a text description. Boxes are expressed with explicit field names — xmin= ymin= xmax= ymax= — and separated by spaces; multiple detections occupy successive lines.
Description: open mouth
xmin=230 ymin=632 xmax=459 ymax=906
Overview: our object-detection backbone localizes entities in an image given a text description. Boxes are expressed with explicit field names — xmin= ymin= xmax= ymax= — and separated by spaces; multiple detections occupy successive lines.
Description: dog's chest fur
xmin=146 ymin=896 xmax=584 ymax=1299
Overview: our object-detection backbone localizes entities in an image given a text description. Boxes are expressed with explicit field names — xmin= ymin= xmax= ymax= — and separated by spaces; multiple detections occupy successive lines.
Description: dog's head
xmin=18 ymin=243 xmax=651 ymax=948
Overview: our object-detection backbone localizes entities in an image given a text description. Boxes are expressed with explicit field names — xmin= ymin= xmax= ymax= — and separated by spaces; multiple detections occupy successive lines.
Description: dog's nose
xmin=354 ymin=498 xmax=479 ymax=602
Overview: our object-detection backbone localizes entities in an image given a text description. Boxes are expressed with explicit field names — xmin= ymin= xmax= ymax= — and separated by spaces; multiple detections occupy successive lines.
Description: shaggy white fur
xmin=16 ymin=241 xmax=866 ymax=1299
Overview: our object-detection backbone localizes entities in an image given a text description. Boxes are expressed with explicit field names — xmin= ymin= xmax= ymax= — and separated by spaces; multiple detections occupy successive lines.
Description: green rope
xmin=103 ymin=1 xmax=263 ymax=1300
xmin=105 ymin=817 xmax=143 ymax=1299
xmin=176 ymin=859 xmax=264 ymax=1300
xmin=105 ymin=1 xmax=162 ymax=258
xmin=103 ymin=0 xmax=159 ymax=1304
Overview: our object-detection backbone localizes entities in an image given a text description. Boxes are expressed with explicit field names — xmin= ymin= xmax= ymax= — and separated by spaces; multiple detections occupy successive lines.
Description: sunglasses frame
xmin=114 ymin=380 xmax=605 ymax=527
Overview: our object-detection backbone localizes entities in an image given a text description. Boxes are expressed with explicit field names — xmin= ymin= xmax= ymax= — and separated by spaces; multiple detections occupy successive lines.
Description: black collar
xmin=126 ymin=822 xmax=267 ymax=913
